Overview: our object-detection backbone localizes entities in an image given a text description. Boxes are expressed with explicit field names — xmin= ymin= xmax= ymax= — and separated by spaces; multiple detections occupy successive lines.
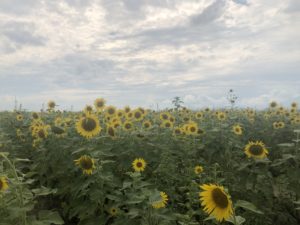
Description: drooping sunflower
xmin=199 ymin=184 xmax=233 ymax=222
xmin=94 ymin=98 xmax=106 ymax=111
xmin=232 ymin=124 xmax=242 ymax=135
xmin=0 ymin=177 xmax=9 ymax=192
xmin=132 ymin=158 xmax=146 ymax=172
xmin=244 ymin=141 xmax=268 ymax=159
xmin=74 ymin=155 xmax=96 ymax=175
xmin=194 ymin=165 xmax=204 ymax=175
xmin=152 ymin=192 xmax=168 ymax=209
xmin=76 ymin=114 xmax=101 ymax=138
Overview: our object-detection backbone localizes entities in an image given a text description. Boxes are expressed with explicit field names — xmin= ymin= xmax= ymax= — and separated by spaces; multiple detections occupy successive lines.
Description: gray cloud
xmin=0 ymin=0 xmax=41 ymax=14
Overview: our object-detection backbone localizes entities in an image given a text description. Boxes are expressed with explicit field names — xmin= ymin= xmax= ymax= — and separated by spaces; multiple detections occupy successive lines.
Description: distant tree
xmin=172 ymin=96 xmax=184 ymax=110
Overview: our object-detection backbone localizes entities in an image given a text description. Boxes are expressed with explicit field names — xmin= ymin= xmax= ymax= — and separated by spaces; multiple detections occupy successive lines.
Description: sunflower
xmin=277 ymin=121 xmax=285 ymax=128
xmin=161 ymin=120 xmax=173 ymax=129
xmin=116 ymin=110 xmax=124 ymax=118
xmin=232 ymin=125 xmax=242 ymax=135
xmin=107 ymin=126 xmax=116 ymax=138
xmin=187 ymin=123 xmax=198 ymax=135
xmin=109 ymin=207 xmax=118 ymax=217
xmin=16 ymin=114 xmax=23 ymax=121
xmin=173 ymin=127 xmax=182 ymax=136
xmin=84 ymin=105 xmax=94 ymax=114
xmin=133 ymin=109 xmax=144 ymax=121
xmin=51 ymin=126 xmax=66 ymax=137
xmin=0 ymin=177 xmax=9 ymax=192
xmin=199 ymin=184 xmax=233 ymax=222
xmin=160 ymin=112 xmax=171 ymax=121
xmin=125 ymin=112 xmax=134 ymax=120
xmin=132 ymin=158 xmax=146 ymax=172
xmin=195 ymin=112 xmax=204 ymax=120
xmin=123 ymin=121 xmax=134 ymax=131
xmin=291 ymin=102 xmax=298 ymax=108
xmin=32 ymin=112 xmax=39 ymax=120
xmin=48 ymin=100 xmax=56 ymax=109
xmin=269 ymin=101 xmax=277 ymax=108
xmin=105 ymin=106 xmax=117 ymax=117
xmin=143 ymin=120 xmax=152 ymax=129
xmin=94 ymin=98 xmax=106 ymax=111
xmin=217 ymin=112 xmax=226 ymax=121
xmin=32 ymin=125 xmax=49 ymax=139
xmin=76 ymin=114 xmax=101 ymax=138
xmin=273 ymin=122 xmax=279 ymax=129
xmin=244 ymin=141 xmax=268 ymax=159
xmin=74 ymin=155 xmax=96 ymax=175
xmin=152 ymin=192 xmax=168 ymax=209
xmin=194 ymin=165 xmax=204 ymax=174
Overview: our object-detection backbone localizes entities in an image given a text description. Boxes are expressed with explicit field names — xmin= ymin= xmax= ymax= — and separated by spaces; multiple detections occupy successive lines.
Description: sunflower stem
xmin=0 ymin=153 xmax=27 ymax=225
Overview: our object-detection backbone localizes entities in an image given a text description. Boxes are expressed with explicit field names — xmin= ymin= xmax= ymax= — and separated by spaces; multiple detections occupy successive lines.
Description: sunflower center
xmin=80 ymin=158 xmax=93 ymax=169
xmin=108 ymin=108 xmax=115 ymax=115
xmin=125 ymin=123 xmax=131 ymax=129
xmin=38 ymin=129 xmax=46 ymax=138
xmin=190 ymin=127 xmax=196 ymax=132
xmin=249 ymin=145 xmax=263 ymax=155
xmin=97 ymin=101 xmax=104 ymax=107
xmin=144 ymin=123 xmax=149 ymax=128
xmin=212 ymin=188 xmax=229 ymax=209
xmin=136 ymin=162 xmax=143 ymax=168
xmin=81 ymin=118 xmax=97 ymax=131
xmin=134 ymin=112 xmax=141 ymax=118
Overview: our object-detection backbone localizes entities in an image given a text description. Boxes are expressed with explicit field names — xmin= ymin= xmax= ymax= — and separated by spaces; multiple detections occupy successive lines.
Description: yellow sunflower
xmin=195 ymin=112 xmax=204 ymax=120
xmin=0 ymin=177 xmax=9 ymax=192
xmin=194 ymin=165 xmax=204 ymax=174
xmin=269 ymin=101 xmax=277 ymax=108
xmin=105 ymin=106 xmax=117 ymax=117
xmin=124 ymin=106 xmax=131 ymax=113
xmin=244 ymin=141 xmax=268 ymax=159
xmin=232 ymin=125 xmax=242 ymax=135
xmin=16 ymin=114 xmax=23 ymax=121
xmin=152 ymin=192 xmax=168 ymax=209
xmin=291 ymin=102 xmax=298 ymax=109
xmin=32 ymin=125 xmax=49 ymax=139
xmin=94 ymin=98 xmax=106 ymax=111
xmin=84 ymin=105 xmax=94 ymax=114
xmin=123 ymin=121 xmax=134 ymax=131
xmin=142 ymin=120 xmax=152 ymax=129
xmin=159 ymin=112 xmax=171 ymax=121
xmin=74 ymin=155 xmax=96 ymax=175
xmin=217 ymin=112 xmax=226 ymax=121
xmin=132 ymin=109 xmax=144 ymax=121
xmin=76 ymin=114 xmax=101 ymax=138
xmin=199 ymin=184 xmax=233 ymax=222
xmin=132 ymin=158 xmax=146 ymax=172
xmin=173 ymin=127 xmax=182 ymax=136
xmin=187 ymin=123 xmax=198 ymax=135
xmin=160 ymin=120 xmax=173 ymax=129
xmin=109 ymin=207 xmax=118 ymax=217
xmin=277 ymin=121 xmax=285 ymax=129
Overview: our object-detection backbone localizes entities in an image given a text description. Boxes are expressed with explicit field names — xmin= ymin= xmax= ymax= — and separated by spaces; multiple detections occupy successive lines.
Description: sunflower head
xmin=217 ymin=112 xmax=226 ymax=121
xmin=152 ymin=191 xmax=168 ymax=209
xmin=105 ymin=106 xmax=117 ymax=116
xmin=16 ymin=114 xmax=24 ymax=121
xmin=123 ymin=121 xmax=134 ymax=131
xmin=32 ymin=112 xmax=39 ymax=120
xmin=160 ymin=112 xmax=170 ymax=121
xmin=291 ymin=102 xmax=298 ymax=108
xmin=269 ymin=101 xmax=277 ymax=108
xmin=187 ymin=123 xmax=198 ymax=135
xmin=0 ymin=177 xmax=9 ymax=192
xmin=74 ymin=155 xmax=96 ymax=175
xmin=94 ymin=98 xmax=106 ymax=110
xmin=48 ymin=100 xmax=56 ymax=109
xmin=109 ymin=207 xmax=118 ymax=217
xmin=84 ymin=105 xmax=94 ymax=114
xmin=244 ymin=141 xmax=268 ymax=159
xmin=133 ymin=109 xmax=144 ymax=121
xmin=161 ymin=120 xmax=173 ymax=129
xmin=173 ymin=127 xmax=182 ymax=136
xmin=194 ymin=165 xmax=204 ymax=174
xmin=199 ymin=184 xmax=233 ymax=222
xmin=132 ymin=158 xmax=146 ymax=172
xmin=232 ymin=125 xmax=242 ymax=135
xmin=143 ymin=121 xmax=152 ymax=129
xmin=76 ymin=114 xmax=101 ymax=139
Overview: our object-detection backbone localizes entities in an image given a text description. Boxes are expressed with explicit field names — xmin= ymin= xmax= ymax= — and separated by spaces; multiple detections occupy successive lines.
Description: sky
xmin=0 ymin=0 xmax=299 ymax=111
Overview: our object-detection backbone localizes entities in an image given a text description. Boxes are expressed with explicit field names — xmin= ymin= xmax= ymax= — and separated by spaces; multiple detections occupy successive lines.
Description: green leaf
xmin=38 ymin=211 xmax=64 ymax=224
xmin=226 ymin=215 xmax=246 ymax=225
xmin=235 ymin=200 xmax=263 ymax=214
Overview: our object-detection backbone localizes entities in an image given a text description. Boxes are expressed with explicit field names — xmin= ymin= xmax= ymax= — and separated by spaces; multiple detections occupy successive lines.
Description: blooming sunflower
xmin=32 ymin=112 xmax=39 ymax=120
xmin=123 ymin=121 xmax=134 ymax=131
xmin=244 ymin=141 xmax=268 ymax=159
xmin=84 ymin=105 xmax=94 ymax=114
xmin=74 ymin=155 xmax=96 ymax=175
xmin=0 ymin=177 xmax=9 ymax=192
xmin=187 ymin=123 xmax=198 ymax=135
xmin=132 ymin=109 xmax=144 ymax=121
xmin=16 ymin=114 xmax=23 ymax=121
xmin=194 ymin=165 xmax=204 ymax=174
xmin=195 ymin=112 xmax=204 ymax=120
xmin=152 ymin=192 xmax=168 ymax=209
xmin=199 ymin=184 xmax=233 ymax=222
xmin=291 ymin=102 xmax=298 ymax=108
xmin=105 ymin=106 xmax=117 ymax=117
xmin=160 ymin=112 xmax=171 ymax=121
xmin=76 ymin=114 xmax=101 ymax=138
xmin=161 ymin=120 xmax=173 ymax=129
xmin=132 ymin=158 xmax=146 ymax=172
xmin=232 ymin=125 xmax=242 ymax=135
xmin=94 ymin=98 xmax=106 ymax=111
xmin=142 ymin=120 xmax=152 ymax=129
xmin=109 ymin=207 xmax=118 ymax=217
xmin=269 ymin=101 xmax=277 ymax=108
xmin=217 ymin=112 xmax=226 ymax=121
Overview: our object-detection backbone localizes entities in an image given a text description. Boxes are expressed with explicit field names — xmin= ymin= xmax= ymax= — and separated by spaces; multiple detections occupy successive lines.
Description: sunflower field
xmin=0 ymin=99 xmax=300 ymax=225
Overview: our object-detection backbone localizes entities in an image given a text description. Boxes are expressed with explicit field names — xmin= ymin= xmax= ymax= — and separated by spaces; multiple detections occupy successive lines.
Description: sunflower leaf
xmin=235 ymin=200 xmax=263 ymax=214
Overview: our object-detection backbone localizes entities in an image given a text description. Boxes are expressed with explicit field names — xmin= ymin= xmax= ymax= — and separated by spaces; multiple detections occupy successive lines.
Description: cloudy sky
xmin=0 ymin=0 xmax=299 ymax=111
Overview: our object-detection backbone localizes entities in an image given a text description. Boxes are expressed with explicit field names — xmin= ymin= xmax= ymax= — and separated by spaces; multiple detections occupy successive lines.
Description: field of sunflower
xmin=0 ymin=99 xmax=300 ymax=225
